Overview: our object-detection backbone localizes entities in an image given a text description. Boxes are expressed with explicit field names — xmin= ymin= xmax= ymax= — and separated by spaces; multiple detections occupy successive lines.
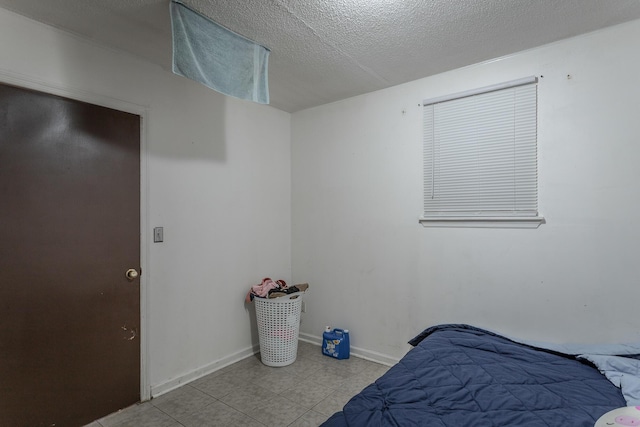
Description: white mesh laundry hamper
xmin=254 ymin=293 xmax=303 ymax=367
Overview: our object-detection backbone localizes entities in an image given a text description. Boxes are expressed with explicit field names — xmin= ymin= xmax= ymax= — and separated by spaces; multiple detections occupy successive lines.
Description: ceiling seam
xmin=272 ymin=0 xmax=389 ymax=85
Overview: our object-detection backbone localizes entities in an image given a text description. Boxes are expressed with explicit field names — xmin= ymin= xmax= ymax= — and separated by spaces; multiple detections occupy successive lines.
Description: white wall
xmin=292 ymin=19 xmax=640 ymax=362
xmin=0 ymin=8 xmax=292 ymax=395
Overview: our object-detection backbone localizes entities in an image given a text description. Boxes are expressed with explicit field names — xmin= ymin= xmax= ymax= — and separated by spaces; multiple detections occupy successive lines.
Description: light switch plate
xmin=153 ymin=227 xmax=163 ymax=243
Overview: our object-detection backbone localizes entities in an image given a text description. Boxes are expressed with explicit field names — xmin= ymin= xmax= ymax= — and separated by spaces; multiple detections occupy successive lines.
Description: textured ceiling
xmin=2 ymin=0 xmax=640 ymax=112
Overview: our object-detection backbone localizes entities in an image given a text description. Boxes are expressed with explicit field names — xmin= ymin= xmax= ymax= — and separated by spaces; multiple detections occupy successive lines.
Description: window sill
xmin=419 ymin=216 xmax=545 ymax=229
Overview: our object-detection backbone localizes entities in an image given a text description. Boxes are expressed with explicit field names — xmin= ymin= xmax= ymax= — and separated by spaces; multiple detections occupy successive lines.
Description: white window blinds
xmin=422 ymin=77 xmax=541 ymax=226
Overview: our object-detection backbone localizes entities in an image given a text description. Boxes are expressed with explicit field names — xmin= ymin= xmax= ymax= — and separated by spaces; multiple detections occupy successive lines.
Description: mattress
xmin=322 ymin=324 xmax=629 ymax=427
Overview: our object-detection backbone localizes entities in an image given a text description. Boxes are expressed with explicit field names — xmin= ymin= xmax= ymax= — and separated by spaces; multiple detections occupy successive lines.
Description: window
xmin=420 ymin=77 xmax=544 ymax=228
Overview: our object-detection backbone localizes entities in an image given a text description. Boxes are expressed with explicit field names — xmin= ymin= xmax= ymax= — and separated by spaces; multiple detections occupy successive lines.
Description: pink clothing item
xmin=245 ymin=277 xmax=282 ymax=303
xmin=252 ymin=278 xmax=279 ymax=297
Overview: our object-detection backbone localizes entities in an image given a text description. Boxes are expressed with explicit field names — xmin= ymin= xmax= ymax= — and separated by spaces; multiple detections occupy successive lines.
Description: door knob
xmin=125 ymin=268 xmax=139 ymax=281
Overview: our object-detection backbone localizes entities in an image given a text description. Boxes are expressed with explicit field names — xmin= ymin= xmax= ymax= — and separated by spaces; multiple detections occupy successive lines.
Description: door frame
xmin=0 ymin=69 xmax=152 ymax=402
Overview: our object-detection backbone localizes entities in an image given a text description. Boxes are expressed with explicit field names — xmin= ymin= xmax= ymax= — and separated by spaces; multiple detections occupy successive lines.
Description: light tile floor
xmin=85 ymin=341 xmax=390 ymax=427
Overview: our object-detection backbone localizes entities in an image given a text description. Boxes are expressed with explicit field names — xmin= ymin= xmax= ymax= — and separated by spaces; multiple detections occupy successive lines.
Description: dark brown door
xmin=0 ymin=83 xmax=141 ymax=427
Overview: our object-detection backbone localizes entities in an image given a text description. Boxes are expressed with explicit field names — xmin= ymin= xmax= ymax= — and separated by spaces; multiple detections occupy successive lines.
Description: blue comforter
xmin=322 ymin=325 xmax=627 ymax=427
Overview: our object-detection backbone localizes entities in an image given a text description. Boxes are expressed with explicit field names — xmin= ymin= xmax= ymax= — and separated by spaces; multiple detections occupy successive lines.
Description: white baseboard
xmin=299 ymin=332 xmax=400 ymax=367
xmin=150 ymin=344 xmax=260 ymax=398
xmin=152 ymin=334 xmax=402 ymax=398
xmin=298 ymin=332 xmax=323 ymax=346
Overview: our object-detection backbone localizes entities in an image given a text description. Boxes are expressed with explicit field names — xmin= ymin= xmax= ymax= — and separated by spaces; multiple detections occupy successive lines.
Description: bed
xmin=322 ymin=324 xmax=640 ymax=427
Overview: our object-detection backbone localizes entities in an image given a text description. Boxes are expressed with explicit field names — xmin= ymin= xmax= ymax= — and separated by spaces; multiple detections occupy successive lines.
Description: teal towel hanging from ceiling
xmin=170 ymin=0 xmax=270 ymax=104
